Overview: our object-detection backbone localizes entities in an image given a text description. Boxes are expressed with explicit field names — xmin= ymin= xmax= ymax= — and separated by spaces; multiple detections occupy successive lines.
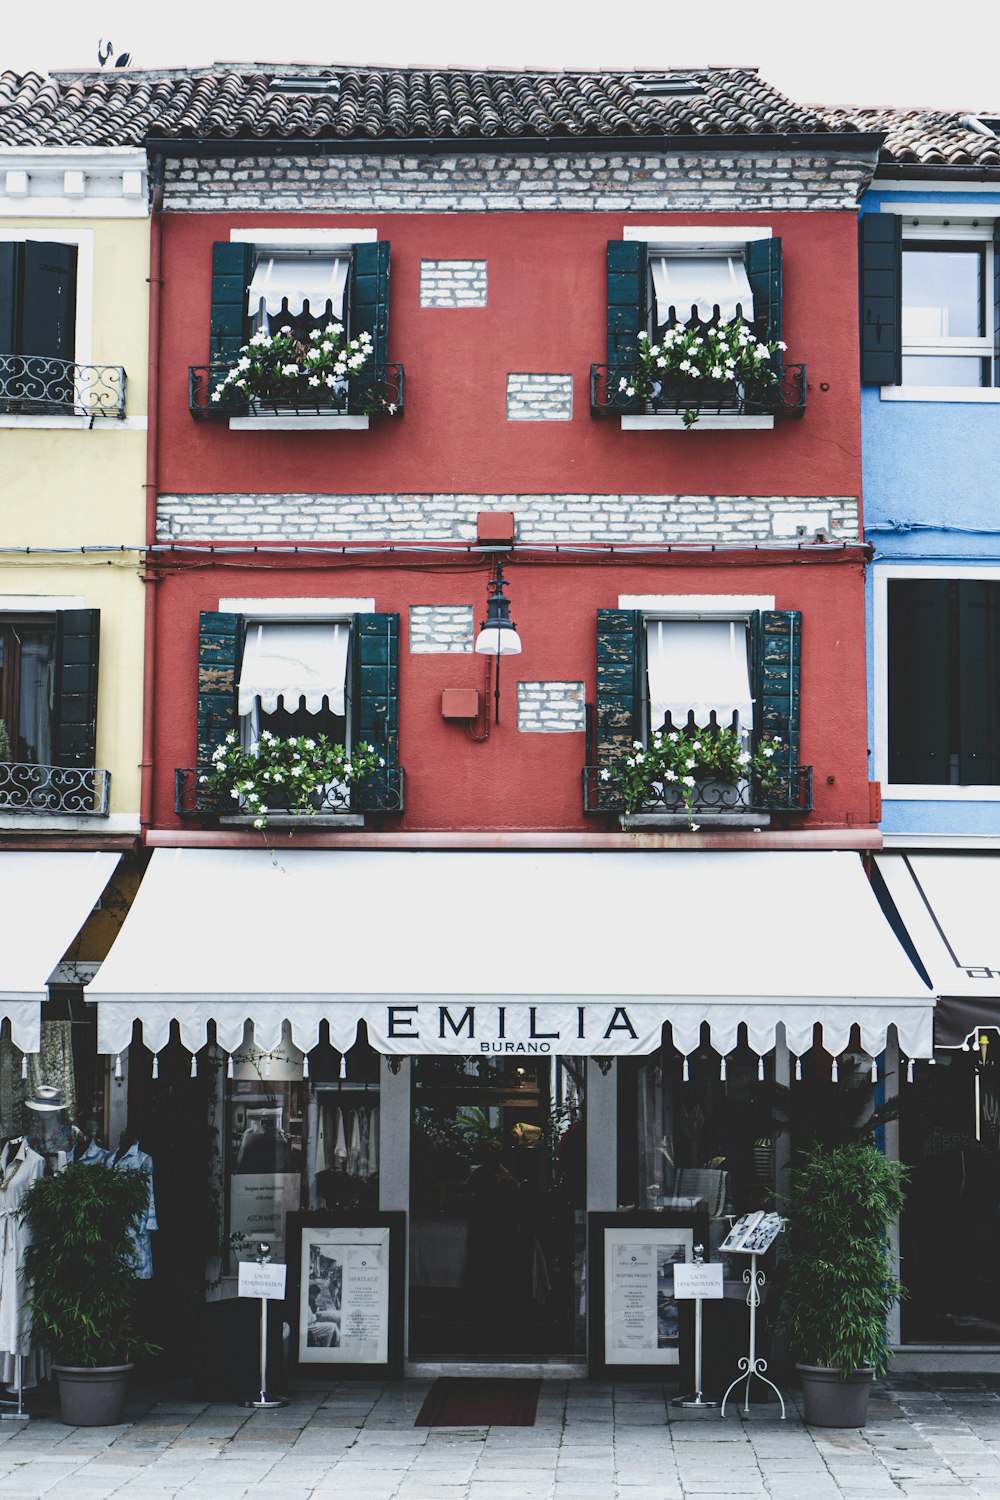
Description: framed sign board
xmin=719 ymin=1211 xmax=784 ymax=1255
xmin=588 ymin=1210 xmax=708 ymax=1380
xmin=287 ymin=1212 xmax=405 ymax=1380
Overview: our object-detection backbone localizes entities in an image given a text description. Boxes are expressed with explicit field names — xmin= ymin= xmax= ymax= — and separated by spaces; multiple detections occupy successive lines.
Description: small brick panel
xmin=506 ymin=374 xmax=573 ymax=422
xmin=419 ymin=260 xmax=487 ymax=307
xmin=517 ymin=682 xmax=587 ymax=733
xmin=158 ymin=493 xmax=859 ymax=546
xmin=409 ymin=605 xmax=474 ymax=653
xmin=164 ymin=151 xmax=877 ymax=214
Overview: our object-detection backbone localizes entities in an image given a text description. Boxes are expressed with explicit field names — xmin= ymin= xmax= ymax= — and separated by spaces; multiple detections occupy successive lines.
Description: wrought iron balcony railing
xmin=590 ymin=363 xmax=806 ymax=419
xmin=0 ymin=763 xmax=111 ymax=816
xmin=188 ymin=363 xmax=405 ymax=420
xmin=174 ymin=766 xmax=405 ymax=818
xmin=0 ymin=355 xmax=127 ymax=421
xmin=582 ymin=764 xmax=813 ymax=819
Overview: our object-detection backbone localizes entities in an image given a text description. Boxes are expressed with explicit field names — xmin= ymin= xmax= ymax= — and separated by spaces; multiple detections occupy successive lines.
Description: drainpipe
xmin=140 ymin=154 xmax=165 ymax=837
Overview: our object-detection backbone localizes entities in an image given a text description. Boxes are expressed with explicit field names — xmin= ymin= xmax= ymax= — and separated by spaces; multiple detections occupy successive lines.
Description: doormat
xmin=414 ymin=1377 xmax=541 ymax=1427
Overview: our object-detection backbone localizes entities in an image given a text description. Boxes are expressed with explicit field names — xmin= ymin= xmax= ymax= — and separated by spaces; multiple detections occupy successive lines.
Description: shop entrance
xmin=408 ymin=1056 xmax=586 ymax=1360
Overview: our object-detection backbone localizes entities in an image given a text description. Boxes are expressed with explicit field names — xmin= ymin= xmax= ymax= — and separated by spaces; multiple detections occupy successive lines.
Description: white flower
xmin=253 ymin=817 xmax=266 ymax=829
xmin=599 ymin=768 xmax=611 ymax=782
xmin=656 ymin=357 xmax=667 ymax=369
xmin=304 ymin=739 xmax=316 ymax=750
xmin=691 ymin=741 xmax=702 ymax=751
xmin=308 ymin=376 xmax=320 ymax=387
xmin=685 ymin=759 xmax=696 ymax=771
xmin=738 ymin=751 xmax=751 ymax=766
xmin=625 ymin=385 xmax=636 ymax=397
xmin=281 ymin=363 xmax=300 ymax=377
xmin=682 ymin=776 xmax=696 ymax=789
xmin=618 ymin=377 xmax=628 ymax=391
xmin=763 ymin=747 xmax=774 ymax=759
xmin=778 ymin=341 xmax=787 ymax=351
xmin=668 ymin=732 xmax=679 ymax=743
xmin=626 ymin=757 xmax=635 ymax=769
xmin=679 ymin=360 xmax=694 ymax=374
xmin=637 ymin=331 xmax=650 ymax=342
xmin=690 ymin=824 xmax=701 ymax=832
xmin=632 ymin=741 xmax=643 ymax=750
xmin=665 ymin=769 xmax=678 ymax=782
xmin=325 ymin=375 xmax=336 ymax=387
xmin=635 ymin=753 xmax=645 ymax=764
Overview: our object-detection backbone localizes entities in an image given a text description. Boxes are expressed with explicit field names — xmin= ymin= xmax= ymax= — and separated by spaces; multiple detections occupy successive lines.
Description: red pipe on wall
xmin=139 ymin=158 xmax=164 ymax=837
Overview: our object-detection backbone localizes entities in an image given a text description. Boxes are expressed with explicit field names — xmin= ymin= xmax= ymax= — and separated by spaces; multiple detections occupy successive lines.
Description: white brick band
xmin=506 ymin=374 xmax=573 ymax=421
xmin=409 ymin=605 xmax=475 ymax=653
xmin=517 ymin=682 xmax=587 ymax=733
xmin=419 ymin=260 xmax=487 ymax=308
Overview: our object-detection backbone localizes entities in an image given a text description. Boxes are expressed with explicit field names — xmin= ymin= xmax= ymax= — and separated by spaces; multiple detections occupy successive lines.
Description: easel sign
xmin=720 ymin=1211 xmax=784 ymax=1256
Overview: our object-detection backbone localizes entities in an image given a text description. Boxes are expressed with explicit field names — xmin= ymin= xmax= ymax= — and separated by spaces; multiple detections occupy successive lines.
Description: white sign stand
xmin=239 ymin=1243 xmax=288 ymax=1411
xmin=719 ymin=1215 xmax=786 ymax=1420
xmin=671 ymin=1244 xmax=722 ymax=1410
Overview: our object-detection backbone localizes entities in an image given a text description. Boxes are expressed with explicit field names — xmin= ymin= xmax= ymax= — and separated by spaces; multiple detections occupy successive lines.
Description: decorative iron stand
xmin=720 ymin=1252 xmax=786 ymax=1419
xmin=0 ymin=1356 xmax=29 ymax=1421
xmin=241 ymin=1244 xmax=288 ymax=1412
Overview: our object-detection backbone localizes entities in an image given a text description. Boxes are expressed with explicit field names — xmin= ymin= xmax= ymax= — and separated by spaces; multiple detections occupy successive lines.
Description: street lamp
xmin=475 ymin=561 xmax=521 ymax=722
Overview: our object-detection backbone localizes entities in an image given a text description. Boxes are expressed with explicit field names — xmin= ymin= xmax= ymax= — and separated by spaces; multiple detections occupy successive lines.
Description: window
xmin=901 ymin=239 xmax=993 ymax=387
xmin=887 ymin=578 xmax=1000 ymax=785
xmin=0 ymin=617 xmax=56 ymax=764
xmin=644 ymin=618 xmax=753 ymax=736
xmin=649 ymin=254 xmax=755 ymax=333
xmin=0 ymin=240 xmax=78 ymax=409
xmin=237 ymin=620 xmax=351 ymax=750
xmin=246 ymin=252 xmax=350 ymax=340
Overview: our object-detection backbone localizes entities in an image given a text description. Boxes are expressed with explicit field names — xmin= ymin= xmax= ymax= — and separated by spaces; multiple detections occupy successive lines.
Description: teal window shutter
xmin=197 ymin=611 xmax=245 ymax=771
xmin=0 ymin=243 xmax=15 ymax=355
xmin=744 ymin=237 xmax=782 ymax=347
xmin=350 ymin=612 xmax=400 ymax=810
xmin=210 ymin=242 xmax=254 ymax=366
xmin=751 ymin=611 xmax=801 ymax=768
xmin=607 ymin=241 xmax=648 ymax=367
xmin=596 ymin=609 xmax=644 ymax=768
xmin=860 ymin=214 xmax=902 ymax=385
xmin=53 ymin=609 xmax=100 ymax=769
xmin=350 ymin=241 xmax=390 ymax=365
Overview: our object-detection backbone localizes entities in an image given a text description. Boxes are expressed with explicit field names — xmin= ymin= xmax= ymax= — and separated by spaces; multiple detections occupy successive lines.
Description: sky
xmin=3 ymin=0 xmax=998 ymax=115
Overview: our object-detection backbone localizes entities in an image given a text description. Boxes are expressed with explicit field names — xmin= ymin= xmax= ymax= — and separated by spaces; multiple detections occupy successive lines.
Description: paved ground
xmin=0 ymin=1376 xmax=997 ymax=1499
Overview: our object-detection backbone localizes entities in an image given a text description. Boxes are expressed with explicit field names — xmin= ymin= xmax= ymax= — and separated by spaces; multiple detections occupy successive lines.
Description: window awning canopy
xmin=247 ymin=254 xmax=349 ymax=320
xmin=0 ymin=851 xmax=120 ymax=1053
xmin=238 ymin=621 xmax=349 ymax=716
xmin=875 ymin=853 xmax=1000 ymax=1046
xmin=651 ymin=254 xmax=754 ymax=326
xmin=646 ymin=619 xmax=754 ymax=729
xmin=88 ymin=849 xmax=933 ymax=1062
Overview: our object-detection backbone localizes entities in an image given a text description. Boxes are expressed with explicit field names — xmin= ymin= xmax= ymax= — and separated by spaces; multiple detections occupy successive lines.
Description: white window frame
xmin=874 ymin=563 xmax=1000 ymax=801
xmin=879 ymin=203 xmax=1000 ymax=404
xmin=620 ymin=226 xmax=774 ymax=430
xmin=0 ymin=227 xmax=98 ymax=430
xmin=227 ymin=228 xmax=378 ymax=431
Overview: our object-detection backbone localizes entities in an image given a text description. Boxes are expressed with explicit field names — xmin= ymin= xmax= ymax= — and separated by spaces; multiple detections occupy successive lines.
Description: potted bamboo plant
xmin=20 ymin=1161 xmax=160 ymax=1425
xmin=778 ymin=1142 xmax=908 ymax=1427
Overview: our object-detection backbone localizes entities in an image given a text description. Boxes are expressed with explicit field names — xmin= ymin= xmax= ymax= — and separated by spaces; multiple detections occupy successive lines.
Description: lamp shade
xmin=476 ymin=623 xmax=522 ymax=657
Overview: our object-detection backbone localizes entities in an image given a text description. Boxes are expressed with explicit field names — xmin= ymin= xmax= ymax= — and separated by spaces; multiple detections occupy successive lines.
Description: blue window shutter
xmin=351 ymin=612 xmax=399 ymax=810
xmin=745 ymin=237 xmax=782 ymax=347
xmin=751 ymin=611 xmax=801 ymax=767
xmin=860 ymin=213 xmax=902 ymax=385
xmin=54 ymin=609 xmax=100 ymax=769
xmin=211 ymin=242 xmax=254 ymax=365
xmin=198 ymin=611 xmax=245 ymax=771
xmin=607 ymin=240 xmax=648 ymax=367
xmin=596 ymin=609 xmax=643 ymax=768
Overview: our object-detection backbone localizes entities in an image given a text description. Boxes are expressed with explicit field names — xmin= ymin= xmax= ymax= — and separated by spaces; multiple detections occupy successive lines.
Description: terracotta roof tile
xmin=820 ymin=105 xmax=1000 ymax=169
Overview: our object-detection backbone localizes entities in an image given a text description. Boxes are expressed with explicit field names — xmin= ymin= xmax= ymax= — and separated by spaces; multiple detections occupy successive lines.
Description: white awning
xmin=874 ymin=853 xmax=1000 ymax=1046
xmin=238 ymin=621 xmax=349 ymax=716
xmin=247 ymin=254 xmax=349 ymax=320
xmin=651 ymin=254 xmax=754 ymax=326
xmin=88 ymin=849 xmax=933 ymax=1062
xmin=0 ymin=851 xmax=120 ymax=1053
xmin=646 ymin=619 xmax=753 ymax=729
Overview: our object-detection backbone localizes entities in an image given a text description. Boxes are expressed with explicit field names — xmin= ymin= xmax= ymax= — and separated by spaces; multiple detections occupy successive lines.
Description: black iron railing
xmin=582 ymin=764 xmax=813 ymax=818
xmin=0 ymin=763 xmax=111 ymax=816
xmin=188 ymin=363 xmax=405 ymax=420
xmin=0 ymin=356 xmax=127 ymax=421
xmin=590 ymin=363 xmax=806 ymax=419
xmin=174 ymin=766 xmax=405 ymax=818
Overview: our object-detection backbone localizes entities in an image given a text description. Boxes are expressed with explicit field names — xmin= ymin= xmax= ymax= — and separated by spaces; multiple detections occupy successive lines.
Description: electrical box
xmin=441 ymin=689 xmax=480 ymax=720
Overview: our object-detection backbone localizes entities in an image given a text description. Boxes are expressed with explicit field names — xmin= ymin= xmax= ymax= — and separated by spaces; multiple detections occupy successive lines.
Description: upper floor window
xmin=237 ymin=620 xmax=350 ymax=750
xmin=902 ymin=238 xmax=993 ymax=387
xmin=645 ymin=618 xmax=753 ymax=737
xmin=246 ymin=252 xmax=350 ymax=340
xmin=0 ymin=617 xmax=56 ymax=764
xmin=0 ymin=240 xmax=78 ymax=410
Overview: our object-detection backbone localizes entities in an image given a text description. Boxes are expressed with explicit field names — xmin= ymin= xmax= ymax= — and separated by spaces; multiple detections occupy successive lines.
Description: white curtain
xmin=247 ymin=255 xmax=349 ymax=320
xmin=238 ymin=622 xmax=349 ymax=716
xmin=646 ymin=619 xmax=753 ymax=729
xmin=651 ymin=254 xmax=754 ymax=326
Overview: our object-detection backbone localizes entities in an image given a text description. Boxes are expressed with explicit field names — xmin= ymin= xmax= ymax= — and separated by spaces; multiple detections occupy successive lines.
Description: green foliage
xmin=201 ymin=729 xmax=384 ymax=829
xmin=604 ymin=724 xmax=784 ymax=828
xmin=620 ymin=323 xmax=785 ymax=427
xmin=212 ymin=323 xmax=373 ymax=404
xmin=0 ymin=718 xmax=10 ymax=762
xmin=20 ymin=1163 xmax=162 ymax=1367
xmin=778 ymin=1143 xmax=909 ymax=1377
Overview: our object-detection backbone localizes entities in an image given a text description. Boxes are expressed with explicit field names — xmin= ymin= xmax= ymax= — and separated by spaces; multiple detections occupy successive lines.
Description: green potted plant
xmin=200 ymin=729 xmax=384 ymax=829
xmin=778 ymin=1142 xmax=908 ymax=1427
xmin=617 ymin=324 xmax=786 ymax=427
xmin=20 ymin=1162 xmax=160 ymax=1425
xmin=210 ymin=323 xmax=380 ymax=412
xmin=603 ymin=725 xmax=784 ymax=829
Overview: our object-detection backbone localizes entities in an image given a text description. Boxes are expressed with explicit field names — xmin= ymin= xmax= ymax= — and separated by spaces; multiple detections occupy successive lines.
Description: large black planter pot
xmin=54 ymin=1362 xmax=134 ymax=1426
xmin=796 ymin=1363 xmax=874 ymax=1427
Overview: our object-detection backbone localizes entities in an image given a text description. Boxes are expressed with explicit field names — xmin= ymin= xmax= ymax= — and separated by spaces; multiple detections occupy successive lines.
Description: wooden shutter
xmin=958 ymin=580 xmax=1000 ymax=785
xmin=886 ymin=581 xmax=949 ymax=785
xmin=607 ymin=240 xmax=648 ymax=367
xmin=745 ymin=237 xmax=782 ymax=347
xmin=197 ymin=611 xmax=245 ymax=771
xmin=350 ymin=612 xmax=400 ymax=810
xmin=53 ymin=608 xmax=100 ymax=768
xmin=994 ymin=220 xmax=999 ymax=388
xmin=21 ymin=241 xmax=77 ymax=361
xmin=860 ymin=213 xmax=902 ymax=386
xmin=751 ymin=611 xmax=801 ymax=768
xmin=210 ymin=242 xmax=254 ymax=366
xmin=350 ymin=241 xmax=390 ymax=365
xmin=595 ymin=610 xmax=644 ymax=770
xmin=0 ymin=243 xmax=17 ymax=357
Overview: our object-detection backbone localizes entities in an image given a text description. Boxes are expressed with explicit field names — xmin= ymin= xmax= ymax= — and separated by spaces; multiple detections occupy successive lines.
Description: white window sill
xmin=880 ymin=386 xmax=1000 ymax=404
xmin=621 ymin=812 xmax=771 ymax=829
xmin=0 ymin=811 xmax=138 ymax=832
xmin=228 ymin=414 xmax=370 ymax=431
xmin=621 ymin=414 xmax=774 ymax=431
xmin=882 ymin=784 xmax=1000 ymax=802
xmin=219 ymin=813 xmax=365 ymax=829
xmin=0 ymin=413 xmax=143 ymax=430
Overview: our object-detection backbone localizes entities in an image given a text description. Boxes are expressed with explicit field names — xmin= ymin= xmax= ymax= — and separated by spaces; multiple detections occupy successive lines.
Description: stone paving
xmin=0 ymin=1376 xmax=997 ymax=1499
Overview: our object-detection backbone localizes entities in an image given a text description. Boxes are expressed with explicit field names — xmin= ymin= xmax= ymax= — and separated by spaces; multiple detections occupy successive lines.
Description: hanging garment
xmin=315 ymin=1102 xmax=330 ymax=1177
xmin=357 ymin=1108 xmax=371 ymax=1180
xmin=109 ymin=1142 xmax=158 ymax=1280
xmin=368 ymin=1108 xmax=379 ymax=1180
xmin=332 ymin=1109 xmax=348 ymax=1170
xmin=78 ymin=1137 xmax=110 ymax=1167
xmin=346 ymin=1110 xmax=362 ymax=1176
xmin=0 ymin=1139 xmax=46 ymax=1384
